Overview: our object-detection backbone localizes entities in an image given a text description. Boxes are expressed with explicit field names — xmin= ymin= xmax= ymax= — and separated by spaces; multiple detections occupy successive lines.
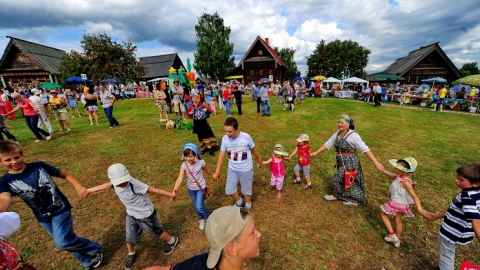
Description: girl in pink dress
xmin=262 ymin=144 xmax=288 ymax=198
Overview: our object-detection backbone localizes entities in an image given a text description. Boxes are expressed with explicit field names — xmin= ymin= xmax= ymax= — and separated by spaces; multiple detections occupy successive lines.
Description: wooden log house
xmin=224 ymin=36 xmax=286 ymax=84
xmin=0 ymin=36 xmax=65 ymax=89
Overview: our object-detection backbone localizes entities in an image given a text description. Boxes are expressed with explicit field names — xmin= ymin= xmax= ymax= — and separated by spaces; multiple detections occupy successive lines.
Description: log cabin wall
xmin=1 ymin=47 xmax=52 ymax=88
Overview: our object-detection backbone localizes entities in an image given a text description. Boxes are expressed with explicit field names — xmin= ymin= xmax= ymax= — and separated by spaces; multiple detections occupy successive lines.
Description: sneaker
xmin=199 ymin=219 xmax=206 ymax=230
xmin=90 ymin=250 xmax=103 ymax=268
xmin=124 ymin=253 xmax=136 ymax=270
xmin=163 ymin=237 xmax=179 ymax=255
xmin=384 ymin=234 xmax=400 ymax=247
xmin=67 ymin=128 xmax=71 ymax=131
xmin=342 ymin=201 xmax=358 ymax=207
xmin=34 ymin=140 xmax=42 ymax=143
xmin=46 ymin=136 xmax=52 ymax=141
xmin=233 ymin=201 xmax=245 ymax=207
xmin=109 ymin=126 xmax=114 ymax=128
xmin=58 ymin=129 xmax=63 ymax=132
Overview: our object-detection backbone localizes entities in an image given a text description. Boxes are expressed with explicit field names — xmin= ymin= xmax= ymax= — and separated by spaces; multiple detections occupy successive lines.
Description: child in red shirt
xmin=288 ymin=134 xmax=312 ymax=189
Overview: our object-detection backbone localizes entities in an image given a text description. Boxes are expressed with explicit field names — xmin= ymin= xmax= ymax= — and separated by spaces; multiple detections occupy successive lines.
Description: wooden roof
xmin=238 ymin=36 xmax=286 ymax=68
xmin=0 ymin=36 xmax=65 ymax=74
xmin=382 ymin=42 xmax=461 ymax=77
xmin=138 ymin=53 xmax=183 ymax=79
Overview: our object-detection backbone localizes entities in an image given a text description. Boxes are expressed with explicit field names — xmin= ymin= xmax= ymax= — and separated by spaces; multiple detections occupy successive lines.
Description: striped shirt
xmin=439 ymin=189 xmax=480 ymax=245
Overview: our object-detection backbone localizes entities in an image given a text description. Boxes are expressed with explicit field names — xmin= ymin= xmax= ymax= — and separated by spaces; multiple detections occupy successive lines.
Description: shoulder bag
xmin=185 ymin=162 xmax=210 ymax=199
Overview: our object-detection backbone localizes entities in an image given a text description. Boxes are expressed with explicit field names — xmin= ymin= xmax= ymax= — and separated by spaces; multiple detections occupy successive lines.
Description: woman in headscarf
xmin=311 ymin=114 xmax=384 ymax=207
xmin=187 ymin=97 xmax=219 ymax=155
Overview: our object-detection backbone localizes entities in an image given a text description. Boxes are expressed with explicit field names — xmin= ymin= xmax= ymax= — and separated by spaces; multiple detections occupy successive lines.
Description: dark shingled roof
xmin=0 ymin=36 xmax=65 ymax=74
xmin=383 ymin=42 xmax=461 ymax=78
xmin=138 ymin=53 xmax=179 ymax=79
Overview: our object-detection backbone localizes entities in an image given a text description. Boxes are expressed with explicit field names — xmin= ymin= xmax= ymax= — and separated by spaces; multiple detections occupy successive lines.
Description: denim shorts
xmin=125 ymin=210 xmax=164 ymax=244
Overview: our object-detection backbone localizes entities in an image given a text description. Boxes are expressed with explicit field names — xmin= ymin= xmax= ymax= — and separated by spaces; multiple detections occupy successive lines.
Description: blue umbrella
xmin=66 ymin=76 xmax=92 ymax=84
xmin=293 ymin=76 xmax=303 ymax=82
xmin=103 ymin=78 xmax=119 ymax=83
xmin=258 ymin=78 xmax=269 ymax=84
xmin=452 ymin=84 xmax=471 ymax=92
xmin=421 ymin=77 xmax=447 ymax=83
xmin=419 ymin=84 xmax=430 ymax=90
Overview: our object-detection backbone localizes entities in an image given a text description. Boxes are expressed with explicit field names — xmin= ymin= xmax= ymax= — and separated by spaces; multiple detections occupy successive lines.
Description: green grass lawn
xmin=5 ymin=97 xmax=480 ymax=270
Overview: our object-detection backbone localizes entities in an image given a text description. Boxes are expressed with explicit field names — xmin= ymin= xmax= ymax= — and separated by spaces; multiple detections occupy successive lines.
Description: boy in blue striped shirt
xmin=428 ymin=163 xmax=480 ymax=270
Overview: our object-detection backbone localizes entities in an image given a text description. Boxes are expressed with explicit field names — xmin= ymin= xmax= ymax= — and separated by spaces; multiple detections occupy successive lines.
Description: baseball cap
xmin=205 ymin=206 xmax=250 ymax=268
xmin=0 ymin=212 xmax=20 ymax=240
xmin=107 ymin=163 xmax=132 ymax=185
xmin=296 ymin=134 xmax=309 ymax=142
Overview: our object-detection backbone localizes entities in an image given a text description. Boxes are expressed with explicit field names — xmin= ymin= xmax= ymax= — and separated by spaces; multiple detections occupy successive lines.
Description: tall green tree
xmin=306 ymin=39 xmax=370 ymax=79
xmin=59 ymin=33 xmax=147 ymax=83
xmin=274 ymin=47 xmax=300 ymax=80
xmin=193 ymin=12 xmax=235 ymax=80
xmin=459 ymin=62 xmax=479 ymax=76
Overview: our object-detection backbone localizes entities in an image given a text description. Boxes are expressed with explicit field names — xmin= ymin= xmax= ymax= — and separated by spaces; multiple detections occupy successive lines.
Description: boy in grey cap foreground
xmin=86 ymin=163 xmax=179 ymax=270
xmin=144 ymin=205 xmax=261 ymax=270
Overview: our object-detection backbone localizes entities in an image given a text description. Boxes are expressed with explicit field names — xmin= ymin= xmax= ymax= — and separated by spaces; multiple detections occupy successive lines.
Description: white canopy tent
xmin=147 ymin=77 xmax=169 ymax=83
xmin=323 ymin=77 xmax=341 ymax=83
xmin=341 ymin=77 xmax=369 ymax=84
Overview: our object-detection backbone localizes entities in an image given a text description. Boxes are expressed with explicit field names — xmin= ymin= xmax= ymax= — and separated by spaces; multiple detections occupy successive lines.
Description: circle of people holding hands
xmin=1 ymin=110 xmax=479 ymax=270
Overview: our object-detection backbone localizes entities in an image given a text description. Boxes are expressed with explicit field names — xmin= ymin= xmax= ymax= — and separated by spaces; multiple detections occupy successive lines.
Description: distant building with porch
xmin=366 ymin=42 xmax=461 ymax=85
xmin=0 ymin=36 xmax=65 ymax=88
xmin=138 ymin=53 xmax=185 ymax=81
xmin=224 ymin=36 xmax=286 ymax=83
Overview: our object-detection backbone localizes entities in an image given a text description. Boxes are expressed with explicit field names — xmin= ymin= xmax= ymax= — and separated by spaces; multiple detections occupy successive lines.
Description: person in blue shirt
xmin=254 ymin=85 xmax=261 ymax=113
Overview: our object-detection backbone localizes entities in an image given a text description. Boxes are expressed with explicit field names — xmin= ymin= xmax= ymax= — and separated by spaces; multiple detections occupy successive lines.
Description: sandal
xmin=323 ymin=195 xmax=337 ymax=201
xmin=342 ymin=201 xmax=358 ymax=207
xmin=304 ymin=184 xmax=313 ymax=189
xmin=292 ymin=179 xmax=302 ymax=184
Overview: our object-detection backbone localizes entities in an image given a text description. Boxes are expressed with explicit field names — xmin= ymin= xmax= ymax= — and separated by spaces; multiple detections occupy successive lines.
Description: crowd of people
xmin=0 ymin=77 xmax=479 ymax=270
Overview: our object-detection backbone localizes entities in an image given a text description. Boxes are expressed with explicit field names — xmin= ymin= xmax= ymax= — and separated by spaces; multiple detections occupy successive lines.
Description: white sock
xmin=128 ymin=251 xmax=135 ymax=255
xmin=245 ymin=202 xmax=252 ymax=208
xmin=167 ymin=237 xmax=176 ymax=244
xmin=236 ymin=198 xmax=244 ymax=206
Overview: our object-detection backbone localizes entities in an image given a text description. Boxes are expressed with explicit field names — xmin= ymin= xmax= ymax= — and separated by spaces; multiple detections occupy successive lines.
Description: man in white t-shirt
xmin=213 ymin=117 xmax=263 ymax=209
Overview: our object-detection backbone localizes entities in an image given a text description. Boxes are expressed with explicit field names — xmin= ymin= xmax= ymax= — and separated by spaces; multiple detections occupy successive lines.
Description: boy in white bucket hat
xmin=86 ymin=163 xmax=179 ymax=270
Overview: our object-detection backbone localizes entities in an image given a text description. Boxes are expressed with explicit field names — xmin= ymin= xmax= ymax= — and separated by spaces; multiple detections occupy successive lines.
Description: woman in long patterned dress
xmin=187 ymin=98 xmax=219 ymax=155
xmin=311 ymin=114 xmax=384 ymax=207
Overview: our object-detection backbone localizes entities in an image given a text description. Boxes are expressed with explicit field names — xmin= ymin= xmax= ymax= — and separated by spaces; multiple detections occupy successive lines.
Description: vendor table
xmin=334 ymin=91 xmax=354 ymax=98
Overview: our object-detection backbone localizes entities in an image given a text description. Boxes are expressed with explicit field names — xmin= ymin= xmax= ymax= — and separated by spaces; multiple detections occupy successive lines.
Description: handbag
xmin=192 ymin=107 xmax=209 ymax=120
xmin=185 ymin=162 xmax=210 ymax=199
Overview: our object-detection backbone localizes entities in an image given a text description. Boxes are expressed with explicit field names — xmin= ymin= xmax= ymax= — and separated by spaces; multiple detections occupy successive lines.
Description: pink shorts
xmin=270 ymin=175 xmax=284 ymax=191
xmin=380 ymin=199 xmax=414 ymax=217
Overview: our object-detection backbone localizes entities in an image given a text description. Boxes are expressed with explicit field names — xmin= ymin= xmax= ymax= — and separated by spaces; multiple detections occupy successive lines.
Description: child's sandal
xmin=292 ymin=179 xmax=302 ymax=184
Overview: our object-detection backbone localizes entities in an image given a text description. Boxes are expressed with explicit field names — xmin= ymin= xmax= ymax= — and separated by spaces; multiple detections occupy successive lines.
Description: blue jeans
xmin=187 ymin=189 xmax=210 ymax=220
xmin=224 ymin=100 xmax=231 ymax=115
xmin=40 ymin=210 xmax=102 ymax=267
xmin=120 ymin=90 xmax=129 ymax=100
xmin=103 ymin=106 xmax=119 ymax=127
xmin=235 ymin=98 xmax=242 ymax=115
xmin=24 ymin=115 xmax=49 ymax=140
xmin=261 ymin=99 xmax=271 ymax=115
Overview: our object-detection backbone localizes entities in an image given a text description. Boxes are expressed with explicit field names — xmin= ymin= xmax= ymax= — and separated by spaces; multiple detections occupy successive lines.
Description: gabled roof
xmin=0 ymin=36 xmax=65 ymax=73
xmin=383 ymin=42 xmax=461 ymax=78
xmin=238 ymin=36 xmax=286 ymax=68
xmin=138 ymin=53 xmax=181 ymax=79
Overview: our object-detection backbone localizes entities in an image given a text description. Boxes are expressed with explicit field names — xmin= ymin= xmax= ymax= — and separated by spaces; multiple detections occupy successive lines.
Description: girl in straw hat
xmin=379 ymin=157 xmax=430 ymax=248
xmin=262 ymin=144 xmax=288 ymax=198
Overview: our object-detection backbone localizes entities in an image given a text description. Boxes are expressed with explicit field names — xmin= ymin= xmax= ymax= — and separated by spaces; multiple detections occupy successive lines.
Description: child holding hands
xmin=380 ymin=157 xmax=429 ymax=248
xmin=262 ymin=144 xmax=288 ymax=198
xmin=288 ymin=134 xmax=312 ymax=189
xmin=172 ymin=143 xmax=213 ymax=230
xmin=86 ymin=163 xmax=179 ymax=270
xmin=426 ymin=163 xmax=480 ymax=270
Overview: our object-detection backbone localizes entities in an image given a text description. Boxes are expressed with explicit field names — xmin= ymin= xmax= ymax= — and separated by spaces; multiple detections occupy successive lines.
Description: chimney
xmin=265 ymin=38 xmax=269 ymax=44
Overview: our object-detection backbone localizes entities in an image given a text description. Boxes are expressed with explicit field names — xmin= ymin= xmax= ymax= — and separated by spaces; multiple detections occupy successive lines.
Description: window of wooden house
xmin=259 ymin=70 xmax=263 ymax=75
xmin=250 ymin=70 xmax=254 ymax=75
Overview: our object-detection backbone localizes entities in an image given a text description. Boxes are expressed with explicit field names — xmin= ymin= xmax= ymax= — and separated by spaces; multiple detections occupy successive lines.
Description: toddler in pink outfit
xmin=209 ymin=99 xmax=216 ymax=115
xmin=262 ymin=144 xmax=288 ymax=198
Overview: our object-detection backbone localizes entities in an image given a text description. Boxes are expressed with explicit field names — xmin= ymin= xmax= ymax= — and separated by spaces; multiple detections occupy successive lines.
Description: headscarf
xmin=339 ymin=114 xmax=355 ymax=130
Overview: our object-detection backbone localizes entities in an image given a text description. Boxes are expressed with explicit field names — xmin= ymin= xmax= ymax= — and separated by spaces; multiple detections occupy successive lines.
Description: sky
xmin=1 ymin=0 xmax=479 ymax=77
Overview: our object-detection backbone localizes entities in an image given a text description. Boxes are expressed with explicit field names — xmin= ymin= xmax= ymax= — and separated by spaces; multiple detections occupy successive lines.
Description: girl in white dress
xmin=379 ymin=157 xmax=429 ymax=248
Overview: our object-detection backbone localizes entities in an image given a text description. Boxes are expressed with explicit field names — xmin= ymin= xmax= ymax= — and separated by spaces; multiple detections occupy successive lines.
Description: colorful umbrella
xmin=258 ymin=78 xmax=270 ymax=84
xmin=452 ymin=74 xmax=480 ymax=87
xmin=375 ymin=73 xmax=405 ymax=80
xmin=421 ymin=77 xmax=447 ymax=83
xmin=65 ymin=76 xmax=92 ymax=84
xmin=451 ymin=84 xmax=472 ymax=92
xmin=41 ymin=82 xmax=62 ymax=89
xmin=313 ymin=75 xmax=326 ymax=80
xmin=419 ymin=84 xmax=430 ymax=90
